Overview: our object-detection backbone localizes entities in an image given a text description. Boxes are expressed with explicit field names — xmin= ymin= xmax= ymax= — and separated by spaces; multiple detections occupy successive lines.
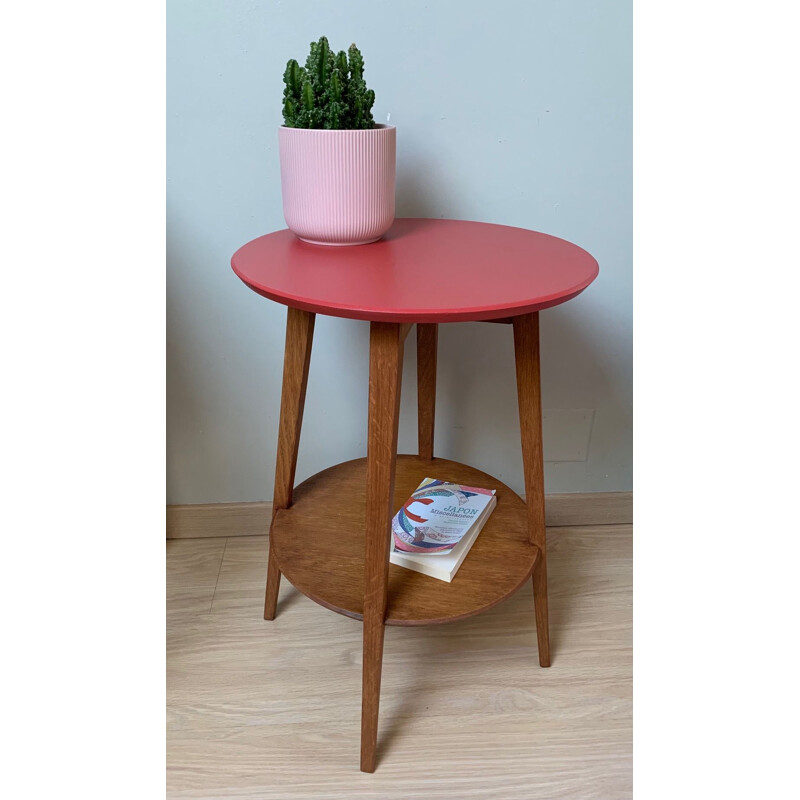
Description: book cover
xmin=390 ymin=478 xmax=497 ymax=582
xmin=390 ymin=496 xmax=497 ymax=582
xmin=392 ymin=478 xmax=496 ymax=555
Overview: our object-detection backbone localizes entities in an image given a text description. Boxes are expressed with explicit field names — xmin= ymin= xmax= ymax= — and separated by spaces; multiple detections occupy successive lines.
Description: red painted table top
xmin=231 ymin=218 xmax=598 ymax=323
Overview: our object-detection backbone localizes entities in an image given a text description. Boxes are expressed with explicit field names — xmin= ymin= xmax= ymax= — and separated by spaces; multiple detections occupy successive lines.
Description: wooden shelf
xmin=271 ymin=456 xmax=539 ymax=626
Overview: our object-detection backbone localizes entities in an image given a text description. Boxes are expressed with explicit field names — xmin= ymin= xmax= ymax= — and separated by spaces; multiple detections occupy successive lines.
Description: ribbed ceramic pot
xmin=278 ymin=124 xmax=396 ymax=246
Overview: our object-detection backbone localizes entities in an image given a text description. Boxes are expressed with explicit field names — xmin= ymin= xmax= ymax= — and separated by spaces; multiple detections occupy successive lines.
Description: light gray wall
xmin=167 ymin=0 xmax=631 ymax=504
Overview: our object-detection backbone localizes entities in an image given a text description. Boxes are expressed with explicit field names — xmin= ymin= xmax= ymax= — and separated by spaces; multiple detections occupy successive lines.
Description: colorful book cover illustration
xmin=392 ymin=478 xmax=496 ymax=556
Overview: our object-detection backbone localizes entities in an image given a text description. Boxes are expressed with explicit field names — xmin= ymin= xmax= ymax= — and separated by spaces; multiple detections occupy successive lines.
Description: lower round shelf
xmin=271 ymin=456 xmax=539 ymax=626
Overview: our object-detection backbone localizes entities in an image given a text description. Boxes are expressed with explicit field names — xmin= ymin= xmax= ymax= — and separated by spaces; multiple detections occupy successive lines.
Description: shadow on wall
xmin=393 ymin=164 xmax=628 ymax=492
xmin=395 ymin=152 xmax=450 ymax=220
xmin=433 ymin=301 xmax=626 ymax=495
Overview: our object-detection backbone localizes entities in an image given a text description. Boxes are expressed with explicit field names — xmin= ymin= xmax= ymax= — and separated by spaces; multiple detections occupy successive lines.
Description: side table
xmin=231 ymin=218 xmax=598 ymax=771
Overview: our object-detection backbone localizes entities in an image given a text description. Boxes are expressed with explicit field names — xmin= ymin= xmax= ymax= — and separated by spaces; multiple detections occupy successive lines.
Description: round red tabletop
xmin=231 ymin=218 xmax=598 ymax=323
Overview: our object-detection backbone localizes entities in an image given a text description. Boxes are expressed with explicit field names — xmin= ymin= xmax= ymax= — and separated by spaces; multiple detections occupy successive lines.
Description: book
xmin=389 ymin=478 xmax=497 ymax=583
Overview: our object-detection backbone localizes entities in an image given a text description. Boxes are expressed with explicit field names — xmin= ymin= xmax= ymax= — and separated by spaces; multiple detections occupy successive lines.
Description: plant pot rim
xmin=279 ymin=123 xmax=395 ymax=133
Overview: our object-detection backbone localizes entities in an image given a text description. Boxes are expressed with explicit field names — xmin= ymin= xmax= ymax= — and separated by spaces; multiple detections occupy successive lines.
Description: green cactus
xmin=336 ymin=49 xmax=348 ymax=77
xmin=281 ymin=36 xmax=376 ymax=130
xmin=347 ymin=43 xmax=364 ymax=81
xmin=302 ymin=81 xmax=314 ymax=111
xmin=282 ymin=58 xmax=306 ymax=127
xmin=329 ymin=69 xmax=341 ymax=102
xmin=346 ymin=43 xmax=375 ymax=129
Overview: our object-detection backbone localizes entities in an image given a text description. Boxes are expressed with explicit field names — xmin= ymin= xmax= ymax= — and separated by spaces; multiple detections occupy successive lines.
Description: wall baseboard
xmin=544 ymin=491 xmax=632 ymax=527
xmin=166 ymin=492 xmax=631 ymax=539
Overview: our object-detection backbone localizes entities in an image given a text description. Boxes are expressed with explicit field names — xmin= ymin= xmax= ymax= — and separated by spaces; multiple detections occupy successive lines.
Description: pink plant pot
xmin=278 ymin=124 xmax=396 ymax=246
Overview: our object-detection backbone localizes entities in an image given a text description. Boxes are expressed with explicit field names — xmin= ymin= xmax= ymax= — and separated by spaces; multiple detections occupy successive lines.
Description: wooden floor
xmin=167 ymin=525 xmax=632 ymax=799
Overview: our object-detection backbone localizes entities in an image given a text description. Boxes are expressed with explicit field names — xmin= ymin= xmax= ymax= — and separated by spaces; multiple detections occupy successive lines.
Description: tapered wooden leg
xmin=263 ymin=539 xmax=282 ymax=621
xmin=513 ymin=312 xmax=551 ymax=667
xmin=264 ymin=307 xmax=315 ymax=621
xmin=416 ymin=323 xmax=438 ymax=460
xmin=531 ymin=555 xmax=550 ymax=664
xmin=361 ymin=322 xmax=404 ymax=773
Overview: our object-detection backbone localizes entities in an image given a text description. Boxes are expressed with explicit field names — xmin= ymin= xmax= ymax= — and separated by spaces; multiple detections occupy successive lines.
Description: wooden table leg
xmin=264 ymin=307 xmax=315 ymax=621
xmin=416 ymin=323 xmax=438 ymax=460
xmin=513 ymin=312 xmax=551 ymax=667
xmin=361 ymin=322 xmax=405 ymax=773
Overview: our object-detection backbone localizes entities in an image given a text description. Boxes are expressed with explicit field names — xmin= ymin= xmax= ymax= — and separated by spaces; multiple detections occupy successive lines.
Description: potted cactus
xmin=278 ymin=37 xmax=396 ymax=246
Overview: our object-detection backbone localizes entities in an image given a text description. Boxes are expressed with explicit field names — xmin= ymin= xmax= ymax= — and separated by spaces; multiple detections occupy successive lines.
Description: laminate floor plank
xmin=167 ymin=525 xmax=632 ymax=799
xmin=167 ymin=538 xmax=227 ymax=618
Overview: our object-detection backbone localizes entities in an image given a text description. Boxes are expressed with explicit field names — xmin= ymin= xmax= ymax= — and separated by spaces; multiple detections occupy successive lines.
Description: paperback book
xmin=389 ymin=478 xmax=497 ymax=582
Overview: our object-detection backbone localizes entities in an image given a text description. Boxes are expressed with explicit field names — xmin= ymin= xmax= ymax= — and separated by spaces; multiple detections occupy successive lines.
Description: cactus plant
xmin=282 ymin=36 xmax=376 ymax=130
